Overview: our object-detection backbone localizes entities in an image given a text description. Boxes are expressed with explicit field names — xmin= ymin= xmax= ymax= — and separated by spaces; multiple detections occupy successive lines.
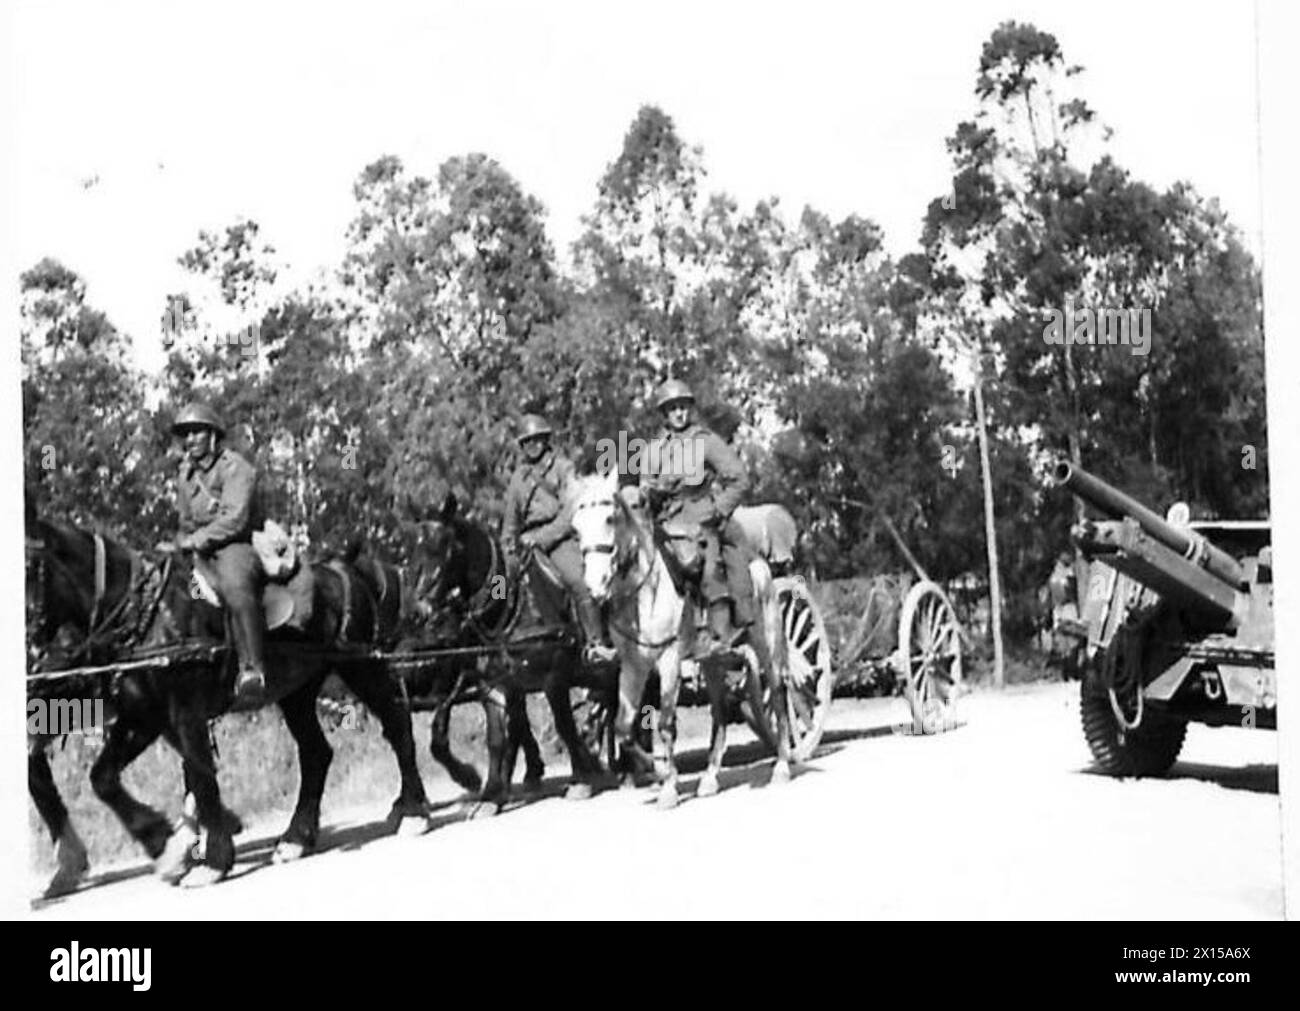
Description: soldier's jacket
xmin=502 ymin=449 xmax=578 ymax=552
xmin=177 ymin=447 xmax=264 ymax=554
xmin=639 ymin=423 xmax=747 ymax=530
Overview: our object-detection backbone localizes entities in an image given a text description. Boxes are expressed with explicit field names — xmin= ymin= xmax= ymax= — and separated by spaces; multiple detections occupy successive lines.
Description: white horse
xmin=569 ymin=471 xmax=793 ymax=809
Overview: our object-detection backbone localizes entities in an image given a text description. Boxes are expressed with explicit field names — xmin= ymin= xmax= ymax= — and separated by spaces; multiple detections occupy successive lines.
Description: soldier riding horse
xmin=26 ymin=403 xmax=430 ymax=894
xmin=570 ymin=381 xmax=795 ymax=807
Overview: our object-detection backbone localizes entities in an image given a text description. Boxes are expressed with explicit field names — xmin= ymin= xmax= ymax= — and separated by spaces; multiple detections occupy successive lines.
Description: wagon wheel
xmin=775 ymin=577 xmax=833 ymax=759
xmin=897 ymin=580 xmax=963 ymax=734
xmin=738 ymin=577 xmax=834 ymax=759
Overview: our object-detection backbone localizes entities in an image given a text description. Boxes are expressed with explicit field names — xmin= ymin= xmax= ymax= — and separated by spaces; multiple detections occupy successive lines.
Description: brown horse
xmin=26 ymin=516 xmax=431 ymax=893
xmin=408 ymin=494 xmax=615 ymax=816
xmin=341 ymin=528 xmax=547 ymax=798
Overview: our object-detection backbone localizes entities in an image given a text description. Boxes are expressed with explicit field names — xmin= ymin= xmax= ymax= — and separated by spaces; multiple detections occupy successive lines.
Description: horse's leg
xmin=655 ymin=646 xmax=682 ymax=809
xmin=272 ymin=679 xmax=333 ymax=862
xmin=514 ymin=692 xmax=545 ymax=789
xmin=546 ymin=673 xmax=600 ymax=801
xmin=170 ymin=714 xmax=235 ymax=887
xmin=170 ymin=732 xmax=243 ymax=836
xmin=336 ymin=660 xmax=430 ymax=834
xmin=428 ymin=677 xmax=482 ymax=795
xmin=750 ymin=620 xmax=793 ymax=786
xmin=88 ymin=719 xmax=173 ymax=863
xmin=29 ymin=734 xmax=89 ymax=897
xmin=699 ymin=664 xmax=729 ymax=798
xmin=470 ymin=686 xmax=510 ymax=819
xmin=614 ymin=656 xmax=655 ymax=787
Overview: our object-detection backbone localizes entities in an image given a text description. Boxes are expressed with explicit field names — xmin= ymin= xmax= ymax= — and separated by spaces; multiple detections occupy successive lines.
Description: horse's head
xmin=411 ymin=493 xmax=473 ymax=614
xmin=570 ymin=470 xmax=645 ymax=603
xmin=25 ymin=519 xmax=86 ymax=653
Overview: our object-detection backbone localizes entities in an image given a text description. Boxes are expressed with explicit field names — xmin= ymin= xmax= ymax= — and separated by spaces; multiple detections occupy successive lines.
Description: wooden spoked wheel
xmin=897 ymin=580 xmax=963 ymax=734
xmin=775 ymin=576 xmax=834 ymax=759
xmin=740 ymin=576 xmax=834 ymax=759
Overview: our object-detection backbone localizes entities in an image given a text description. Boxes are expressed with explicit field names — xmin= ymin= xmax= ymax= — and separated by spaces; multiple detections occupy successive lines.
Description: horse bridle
xmin=25 ymin=528 xmax=171 ymax=670
xmin=572 ymin=495 xmax=679 ymax=650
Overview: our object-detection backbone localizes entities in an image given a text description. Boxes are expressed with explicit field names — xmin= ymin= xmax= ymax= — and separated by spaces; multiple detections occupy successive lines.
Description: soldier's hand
xmin=154 ymin=540 xmax=177 ymax=554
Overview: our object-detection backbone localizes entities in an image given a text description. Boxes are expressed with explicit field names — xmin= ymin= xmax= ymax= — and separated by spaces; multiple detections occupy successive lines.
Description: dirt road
xmin=30 ymin=682 xmax=1284 ymax=919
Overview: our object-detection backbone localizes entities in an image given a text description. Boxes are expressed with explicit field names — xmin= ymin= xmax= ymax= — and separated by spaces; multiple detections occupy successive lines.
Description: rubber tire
xmin=1080 ymin=686 xmax=1187 ymax=777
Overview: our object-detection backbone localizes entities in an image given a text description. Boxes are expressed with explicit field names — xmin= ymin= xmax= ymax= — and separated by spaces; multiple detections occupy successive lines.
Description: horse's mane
xmin=445 ymin=511 xmax=497 ymax=595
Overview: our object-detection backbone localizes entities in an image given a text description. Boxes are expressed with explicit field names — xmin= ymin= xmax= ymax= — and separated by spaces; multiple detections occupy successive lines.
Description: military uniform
xmin=172 ymin=411 xmax=268 ymax=693
xmin=640 ymin=421 xmax=755 ymax=626
xmin=502 ymin=441 xmax=609 ymax=652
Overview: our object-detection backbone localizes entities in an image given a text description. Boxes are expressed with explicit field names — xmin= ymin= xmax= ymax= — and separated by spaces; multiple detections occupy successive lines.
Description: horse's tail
xmin=748 ymin=557 xmax=788 ymax=677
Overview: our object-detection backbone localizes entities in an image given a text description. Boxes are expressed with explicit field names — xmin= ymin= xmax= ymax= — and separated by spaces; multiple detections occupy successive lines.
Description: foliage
xmin=20 ymin=24 xmax=1268 ymax=647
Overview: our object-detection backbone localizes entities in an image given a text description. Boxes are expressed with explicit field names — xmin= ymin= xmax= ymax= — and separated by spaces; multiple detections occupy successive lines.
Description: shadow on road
xmin=1079 ymin=761 xmax=1277 ymax=795
xmin=34 ymin=717 xmax=913 ymax=908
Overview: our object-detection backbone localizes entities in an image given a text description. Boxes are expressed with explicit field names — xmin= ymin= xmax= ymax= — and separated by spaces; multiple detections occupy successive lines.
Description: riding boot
xmin=230 ymin=599 xmax=267 ymax=703
xmin=577 ymin=597 xmax=617 ymax=663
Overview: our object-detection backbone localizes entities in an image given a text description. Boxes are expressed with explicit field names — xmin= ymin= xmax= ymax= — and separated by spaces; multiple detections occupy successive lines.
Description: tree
xmin=21 ymin=260 xmax=170 ymax=541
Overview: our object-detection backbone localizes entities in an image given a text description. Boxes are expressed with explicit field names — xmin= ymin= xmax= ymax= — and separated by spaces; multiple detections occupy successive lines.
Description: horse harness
xmin=27 ymin=530 xmax=174 ymax=671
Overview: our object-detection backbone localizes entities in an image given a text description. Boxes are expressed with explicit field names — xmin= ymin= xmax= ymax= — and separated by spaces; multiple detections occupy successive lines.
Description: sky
xmin=3 ymin=0 xmax=1264 ymax=373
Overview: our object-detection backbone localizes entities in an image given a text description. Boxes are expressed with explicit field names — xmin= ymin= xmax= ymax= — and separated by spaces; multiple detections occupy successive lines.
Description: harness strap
xmin=89 ymin=534 xmax=107 ymax=634
xmin=328 ymin=560 xmax=354 ymax=644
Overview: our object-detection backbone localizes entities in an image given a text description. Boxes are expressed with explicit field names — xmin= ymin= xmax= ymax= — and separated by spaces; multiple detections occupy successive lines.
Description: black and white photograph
xmin=3 ymin=0 xmax=1297 ymax=952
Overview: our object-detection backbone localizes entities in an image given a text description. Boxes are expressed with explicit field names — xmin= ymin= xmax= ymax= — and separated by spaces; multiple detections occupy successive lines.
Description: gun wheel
xmin=1080 ymin=685 xmax=1186 ymax=777
xmin=898 ymin=581 xmax=963 ymax=734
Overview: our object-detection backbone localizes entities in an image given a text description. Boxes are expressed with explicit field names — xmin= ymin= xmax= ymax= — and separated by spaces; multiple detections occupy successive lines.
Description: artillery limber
xmin=1053 ymin=461 xmax=1275 ymax=776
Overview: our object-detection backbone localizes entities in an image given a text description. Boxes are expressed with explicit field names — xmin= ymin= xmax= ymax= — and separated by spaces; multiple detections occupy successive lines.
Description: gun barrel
xmin=1053 ymin=460 xmax=1245 ymax=589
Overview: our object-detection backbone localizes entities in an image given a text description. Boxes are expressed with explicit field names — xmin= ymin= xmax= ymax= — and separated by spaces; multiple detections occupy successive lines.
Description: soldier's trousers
xmin=545 ymin=537 xmax=595 ymax=605
xmin=208 ymin=543 xmax=268 ymax=674
xmin=702 ymin=524 xmax=756 ymax=627
xmin=542 ymin=536 xmax=608 ymax=645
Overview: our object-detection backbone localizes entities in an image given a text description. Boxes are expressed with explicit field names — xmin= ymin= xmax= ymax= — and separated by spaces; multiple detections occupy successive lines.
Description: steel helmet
xmin=170 ymin=402 xmax=226 ymax=437
xmin=655 ymin=379 xmax=695 ymax=411
xmin=517 ymin=414 xmax=553 ymax=444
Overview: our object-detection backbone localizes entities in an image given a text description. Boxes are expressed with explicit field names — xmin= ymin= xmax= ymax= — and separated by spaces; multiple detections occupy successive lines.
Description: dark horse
xmin=404 ymin=494 xmax=616 ymax=816
xmin=342 ymin=530 xmax=547 ymax=800
xmin=26 ymin=517 xmax=431 ymax=894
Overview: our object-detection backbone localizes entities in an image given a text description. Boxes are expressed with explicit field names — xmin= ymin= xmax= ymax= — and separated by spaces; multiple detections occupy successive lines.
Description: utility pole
xmin=970 ymin=363 xmax=1005 ymax=688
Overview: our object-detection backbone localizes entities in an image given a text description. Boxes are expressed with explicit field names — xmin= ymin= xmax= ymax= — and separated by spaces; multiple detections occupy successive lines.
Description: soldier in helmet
xmin=502 ymin=414 xmax=616 ymax=663
xmin=640 ymin=380 xmax=755 ymax=648
xmin=168 ymin=402 xmax=268 ymax=702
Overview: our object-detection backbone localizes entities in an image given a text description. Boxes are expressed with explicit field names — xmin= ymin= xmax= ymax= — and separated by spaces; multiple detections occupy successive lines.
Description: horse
xmin=26 ymin=516 xmax=431 ymax=893
xmin=568 ymin=470 xmax=794 ymax=809
xmin=408 ymin=494 xmax=615 ymax=816
xmin=341 ymin=520 xmax=549 ymax=800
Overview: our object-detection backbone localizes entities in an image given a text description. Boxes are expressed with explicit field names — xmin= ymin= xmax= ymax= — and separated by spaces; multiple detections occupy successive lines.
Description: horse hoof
xmin=469 ymin=802 xmax=500 ymax=820
xmin=657 ymin=787 xmax=680 ymax=810
xmin=45 ymin=831 xmax=90 ymax=897
xmin=565 ymin=782 xmax=594 ymax=801
xmin=272 ymin=840 xmax=308 ymax=864
xmin=396 ymin=815 xmax=431 ymax=838
xmin=155 ymin=828 xmax=199 ymax=885
xmin=44 ymin=864 xmax=88 ymax=899
xmin=178 ymin=865 xmax=229 ymax=889
xmin=771 ymin=761 xmax=792 ymax=786
xmin=698 ymin=774 xmax=720 ymax=798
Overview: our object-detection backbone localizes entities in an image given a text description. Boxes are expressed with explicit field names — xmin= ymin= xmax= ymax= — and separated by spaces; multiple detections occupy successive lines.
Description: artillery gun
xmin=1052 ymin=461 xmax=1274 ymax=776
